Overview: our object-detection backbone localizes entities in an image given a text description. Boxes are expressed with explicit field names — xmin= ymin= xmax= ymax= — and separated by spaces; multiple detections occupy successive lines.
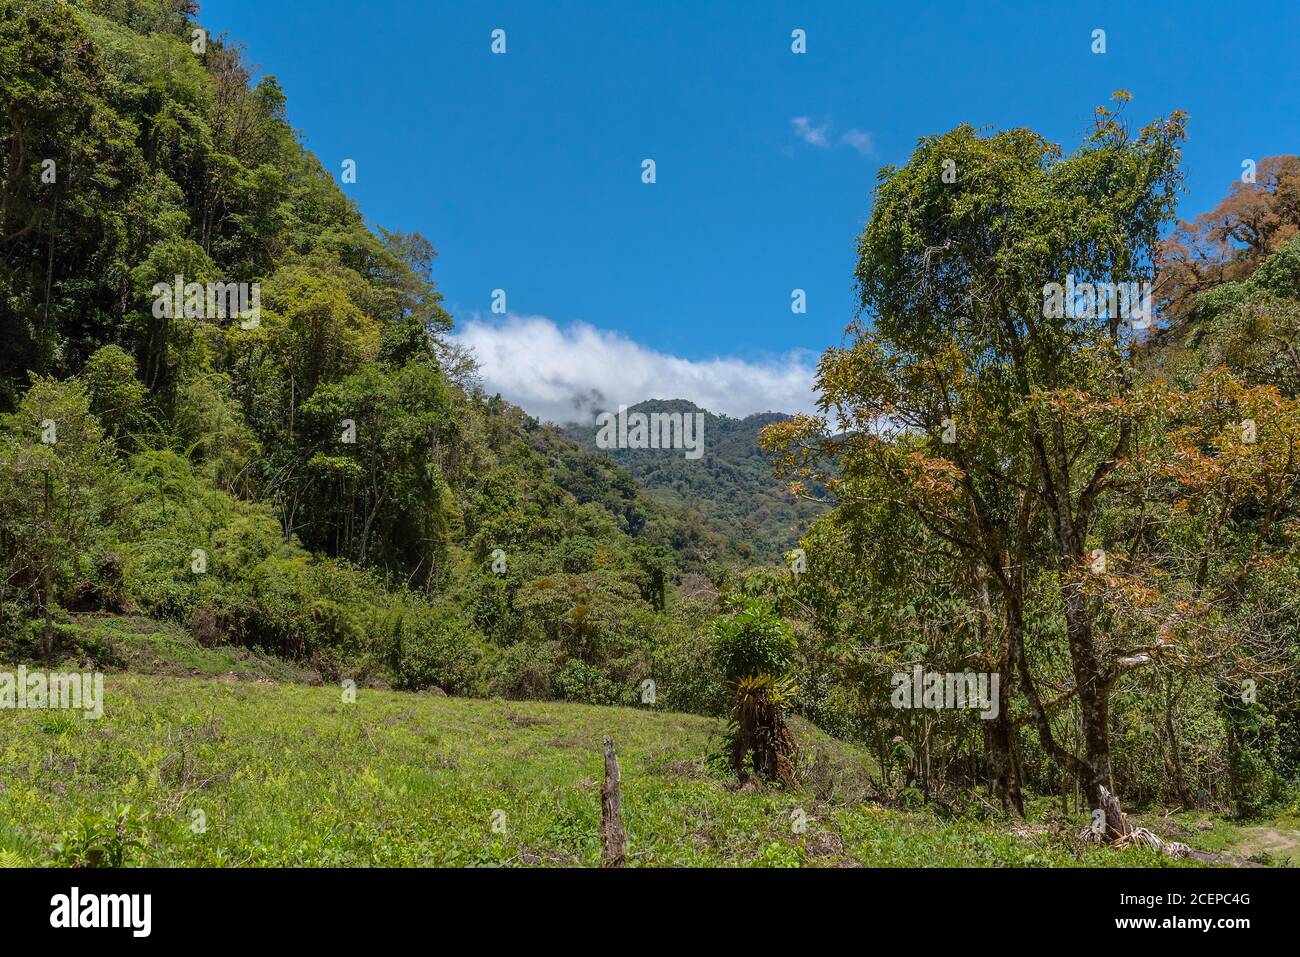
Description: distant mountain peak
xmin=576 ymin=399 xmax=795 ymax=426
xmin=560 ymin=401 xmax=824 ymax=561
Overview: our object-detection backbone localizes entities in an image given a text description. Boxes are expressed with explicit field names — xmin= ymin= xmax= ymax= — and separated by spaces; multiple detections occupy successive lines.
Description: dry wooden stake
xmin=600 ymin=735 xmax=626 ymax=867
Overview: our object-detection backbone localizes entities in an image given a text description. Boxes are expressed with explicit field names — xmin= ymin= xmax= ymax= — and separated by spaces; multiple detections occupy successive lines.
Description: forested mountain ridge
xmin=563 ymin=399 xmax=827 ymax=561
xmin=0 ymin=0 xmax=1297 ymax=869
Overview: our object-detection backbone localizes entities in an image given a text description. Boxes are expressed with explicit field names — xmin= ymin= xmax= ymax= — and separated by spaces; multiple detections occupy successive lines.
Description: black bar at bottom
xmin=0 ymin=865 xmax=1282 ymax=942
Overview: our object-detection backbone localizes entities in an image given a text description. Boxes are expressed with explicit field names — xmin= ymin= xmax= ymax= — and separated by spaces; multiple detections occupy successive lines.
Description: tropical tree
xmin=0 ymin=377 xmax=121 ymax=656
xmin=761 ymin=99 xmax=1284 ymax=834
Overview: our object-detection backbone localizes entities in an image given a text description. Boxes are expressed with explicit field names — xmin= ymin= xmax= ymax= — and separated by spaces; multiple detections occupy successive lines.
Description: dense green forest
xmin=0 ymin=0 xmax=749 ymax=713
xmin=1 ymin=0 xmax=1298 ymax=867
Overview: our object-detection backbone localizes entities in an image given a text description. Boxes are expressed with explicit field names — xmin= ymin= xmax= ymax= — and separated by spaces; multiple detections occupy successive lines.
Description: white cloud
xmin=450 ymin=314 xmax=820 ymax=424
xmin=841 ymin=128 xmax=875 ymax=156
xmin=790 ymin=115 xmax=831 ymax=148
xmin=791 ymin=117 xmax=874 ymax=157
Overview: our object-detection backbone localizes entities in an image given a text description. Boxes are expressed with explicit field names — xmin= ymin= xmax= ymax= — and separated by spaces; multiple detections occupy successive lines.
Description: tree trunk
xmin=986 ymin=705 xmax=1024 ymax=816
xmin=1007 ymin=594 xmax=1129 ymax=835
xmin=1162 ymin=674 xmax=1192 ymax=808
xmin=41 ymin=567 xmax=54 ymax=659
xmin=41 ymin=470 xmax=54 ymax=659
xmin=977 ymin=569 xmax=1023 ymax=815
xmin=1063 ymin=587 xmax=1125 ymax=837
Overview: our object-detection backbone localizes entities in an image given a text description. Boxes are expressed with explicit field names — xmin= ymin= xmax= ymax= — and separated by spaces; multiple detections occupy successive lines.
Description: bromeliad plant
xmin=711 ymin=597 xmax=799 ymax=785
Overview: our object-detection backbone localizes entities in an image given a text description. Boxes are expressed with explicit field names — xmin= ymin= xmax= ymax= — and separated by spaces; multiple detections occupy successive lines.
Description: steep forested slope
xmin=0 ymin=1 xmax=740 ymax=708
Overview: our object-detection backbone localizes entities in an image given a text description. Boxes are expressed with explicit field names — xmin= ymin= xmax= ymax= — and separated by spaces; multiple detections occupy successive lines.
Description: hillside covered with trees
xmin=0 ymin=0 xmax=751 ymax=713
xmin=563 ymin=399 xmax=828 ymax=561
xmin=0 ymin=0 xmax=1297 ymax=872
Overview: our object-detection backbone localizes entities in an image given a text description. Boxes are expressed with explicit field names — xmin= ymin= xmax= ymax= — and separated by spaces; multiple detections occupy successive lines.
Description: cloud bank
xmin=451 ymin=314 xmax=820 ymax=425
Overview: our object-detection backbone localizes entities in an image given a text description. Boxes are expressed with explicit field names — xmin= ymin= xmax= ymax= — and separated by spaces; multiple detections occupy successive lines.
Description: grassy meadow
xmin=0 ymin=618 xmax=1225 ymax=868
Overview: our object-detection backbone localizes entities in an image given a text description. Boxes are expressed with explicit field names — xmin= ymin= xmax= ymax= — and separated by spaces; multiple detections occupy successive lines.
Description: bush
xmin=712 ymin=597 xmax=796 ymax=681
xmin=648 ymin=625 xmax=726 ymax=715
xmin=489 ymin=640 xmax=562 ymax=700
xmin=394 ymin=603 xmax=487 ymax=696
xmin=553 ymin=658 xmax=619 ymax=705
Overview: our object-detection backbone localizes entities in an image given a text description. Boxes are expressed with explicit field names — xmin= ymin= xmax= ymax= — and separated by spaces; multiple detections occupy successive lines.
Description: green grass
xmin=0 ymin=671 xmax=1200 ymax=867
xmin=57 ymin=614 xmax=316 ymax=683
xmin=1171 ymin=810 xmax=1300 ymax=866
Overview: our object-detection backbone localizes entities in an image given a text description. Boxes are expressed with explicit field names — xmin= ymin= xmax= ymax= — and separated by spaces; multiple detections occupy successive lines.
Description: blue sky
xmin=201 ymin=0 xmax=1300 ymax=421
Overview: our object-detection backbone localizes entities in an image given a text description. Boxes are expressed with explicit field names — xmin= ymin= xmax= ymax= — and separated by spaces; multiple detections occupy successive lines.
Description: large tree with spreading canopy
xmin=765 ymin=97 xmax=1300 ymax=834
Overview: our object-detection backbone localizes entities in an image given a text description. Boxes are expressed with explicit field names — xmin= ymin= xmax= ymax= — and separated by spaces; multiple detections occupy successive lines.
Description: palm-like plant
xmin=712 ymin=598 xmax=799 ymax=785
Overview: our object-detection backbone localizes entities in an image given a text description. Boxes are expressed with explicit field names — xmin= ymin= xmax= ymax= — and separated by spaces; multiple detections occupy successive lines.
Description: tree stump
xmin=1098 ymin=784 xmax=1132 ymax=840
xmin=600 ymin=735 xmax=627 ymax=867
